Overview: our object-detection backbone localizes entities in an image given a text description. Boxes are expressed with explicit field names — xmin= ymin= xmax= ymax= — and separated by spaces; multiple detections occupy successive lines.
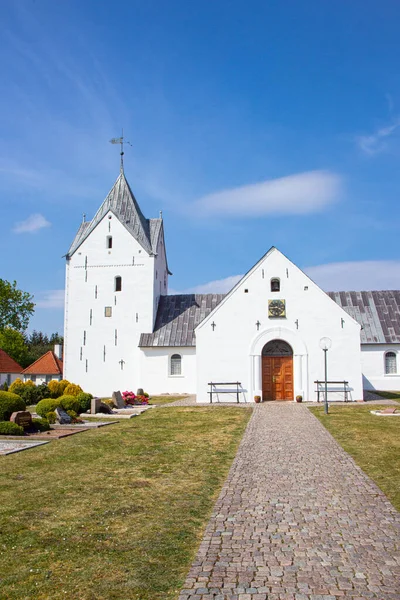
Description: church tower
xmin=63 ymin=170 xmax=169 ymax=396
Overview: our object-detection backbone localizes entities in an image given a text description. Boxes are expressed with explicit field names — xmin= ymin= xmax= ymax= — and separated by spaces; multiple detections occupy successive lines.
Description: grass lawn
xmin=373 ymin=390 xmax=400 ymax=400
xmin=309 ymin=404 xmax=400 ymax=511
xmin=0 ymin=406 xmax=251 ymax=600
xmin=149 ymin=395 xmax=186 ymax=406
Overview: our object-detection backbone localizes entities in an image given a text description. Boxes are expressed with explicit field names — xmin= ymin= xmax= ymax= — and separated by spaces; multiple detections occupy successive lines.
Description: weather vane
xmin=109 ymin=129 xmax=132 ymax=172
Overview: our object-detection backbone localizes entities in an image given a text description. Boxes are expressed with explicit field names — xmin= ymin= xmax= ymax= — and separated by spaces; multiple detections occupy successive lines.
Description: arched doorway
xmin=261 ymin=340 xmax=293 ymax=401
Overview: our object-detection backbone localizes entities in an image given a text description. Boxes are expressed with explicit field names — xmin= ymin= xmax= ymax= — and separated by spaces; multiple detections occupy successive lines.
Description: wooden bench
xmin=208 ymin=382 xmax=243 ymax=403
xmin=314 ymin=380 xmax=350 ymax=402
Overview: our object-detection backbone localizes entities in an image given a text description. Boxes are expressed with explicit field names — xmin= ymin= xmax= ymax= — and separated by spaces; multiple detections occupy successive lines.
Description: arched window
xmin=271 ymin=278 xmax=280 ymax=292
xmin=170 ymin=354 xmax=182 ymax=375
xmin=107 ymin=236 xmax=113 ymax=249
xmin=385 ymin=351 xmax=397 ymax=374
xmin=115 ymin=276 xmax=122 ymax=292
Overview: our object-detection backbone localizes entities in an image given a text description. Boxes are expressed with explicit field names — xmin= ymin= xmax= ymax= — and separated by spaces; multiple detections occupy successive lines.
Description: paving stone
xmin=178 ymin=404 xmax=400 ymax=600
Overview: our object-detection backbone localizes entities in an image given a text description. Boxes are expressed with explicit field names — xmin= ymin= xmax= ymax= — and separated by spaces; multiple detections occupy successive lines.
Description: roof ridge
xmin=22 ymin=350 xmax=63 ymax=375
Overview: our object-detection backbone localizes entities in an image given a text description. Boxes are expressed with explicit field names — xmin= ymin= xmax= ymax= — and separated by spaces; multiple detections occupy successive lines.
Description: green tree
xmin=0 ymin=280 xmax=35 ymax=331
xmin=0 ymin=328 xmax=29 ymax=367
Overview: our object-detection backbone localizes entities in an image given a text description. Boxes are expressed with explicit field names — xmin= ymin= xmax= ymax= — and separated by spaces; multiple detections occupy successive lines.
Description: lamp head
xmin=319 ymin=337 xmax=332 ymax=350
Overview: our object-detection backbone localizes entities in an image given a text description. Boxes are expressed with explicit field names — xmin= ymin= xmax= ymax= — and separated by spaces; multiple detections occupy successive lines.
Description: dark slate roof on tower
xmin=328 ymin=290 xmax=400 ymax=344
xmin=139 ymin=294 xmax=225 ymax=347
xmin=67 ymin=172 xmax=162 ymax=256
xmin=139 ymin=290 xmax=400 ymax=347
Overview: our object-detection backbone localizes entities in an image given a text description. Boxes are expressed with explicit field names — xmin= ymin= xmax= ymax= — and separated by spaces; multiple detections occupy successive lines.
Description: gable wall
xmin=196 ymin=249 xmax=363 ymax=402
xmin=361 ymin=343 xmax=400 ymax=391
xmin=140 ymin=347 xmax=196 ymax=394
xmin=64 ymin=212 xmax=157 ymax=396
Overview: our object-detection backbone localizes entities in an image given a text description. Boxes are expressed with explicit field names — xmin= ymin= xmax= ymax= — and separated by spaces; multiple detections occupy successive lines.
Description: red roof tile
xmin=0 ymin=349 xmax=23 ymax=373
xmin=22 ymin=351 xmax=63 ymax=376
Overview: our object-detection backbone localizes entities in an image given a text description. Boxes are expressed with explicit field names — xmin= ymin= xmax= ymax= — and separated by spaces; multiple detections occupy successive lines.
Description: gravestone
xmin=112 ymin=391 xmax=124 ymax=408
xmin=98 ymin=402 xmax=113 ymax=414
xmin=91 ymin=397 xmax=102 ymax=414
xmin=10 ymin=411 xmax=33 ymax=429
xmin=55 ymin=407 xmax=72 ymax=424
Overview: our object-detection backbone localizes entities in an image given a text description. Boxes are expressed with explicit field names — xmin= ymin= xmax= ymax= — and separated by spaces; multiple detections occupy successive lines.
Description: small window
xmin=170 ymin=354 xmax=182 ymax=376
xmin=385 ymin=351 xmax=397 ymax=374
xmin=271 ymin=278 xmax=280 ymax=292
xmin=45 ymin=375 xmax=52 ymax=383
xmin=107 ymin=236 xmax=113 ymax=249
xmin=115 ymin=276 xmax=122 ymax=292
xmin=105 ymin=306 xmax=112 ymax=317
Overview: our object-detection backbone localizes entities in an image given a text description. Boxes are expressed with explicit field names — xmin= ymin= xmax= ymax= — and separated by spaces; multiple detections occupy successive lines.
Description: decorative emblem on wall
xmin=268 ymin=299 xmax=286 ymax=318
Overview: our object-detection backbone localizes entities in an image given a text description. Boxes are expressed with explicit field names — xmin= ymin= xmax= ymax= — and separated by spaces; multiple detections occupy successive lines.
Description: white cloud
xmin=36 ymin=289 xmax=64 ymax=309
xmin=193 ymin=170 xmax=341 ymax=217
xmin=13 ymin=213 xmax=51 ymax=234
xmin=305 ymin=260 xmax=400 ymax=291
xmin=357 ymin=118 xmax=400 ymax=155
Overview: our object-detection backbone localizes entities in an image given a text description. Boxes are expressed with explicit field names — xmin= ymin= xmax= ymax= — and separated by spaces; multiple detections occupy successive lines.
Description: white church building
xmin=64 ymin=169 xmax=400 ymax=402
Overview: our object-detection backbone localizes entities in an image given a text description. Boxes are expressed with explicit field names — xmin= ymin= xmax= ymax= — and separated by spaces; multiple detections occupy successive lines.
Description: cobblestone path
xmin=179 ymin=403 xmax=400 ymax=600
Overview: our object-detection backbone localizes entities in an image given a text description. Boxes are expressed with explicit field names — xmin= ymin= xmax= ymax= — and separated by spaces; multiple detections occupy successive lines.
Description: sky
xmin=1 ymin=0 xmax=400 ymax=334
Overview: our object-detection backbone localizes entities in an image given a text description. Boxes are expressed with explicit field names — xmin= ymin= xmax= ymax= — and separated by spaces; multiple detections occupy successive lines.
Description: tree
xmin=0 ymin=328 xmax=29 ymax=367
xmin=0 ymin=279 xmax=35 ymax=331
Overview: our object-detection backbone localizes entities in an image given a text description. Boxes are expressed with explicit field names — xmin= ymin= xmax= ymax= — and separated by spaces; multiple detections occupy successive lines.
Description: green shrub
xmin=9 ymin=378 xmax=25 ymax=397
xmin=2 ymin=382 xmax=8 ymax=391
xmin=59 ymin=395 xmax=80 ymax=414
xmin=48 ymin=380 xmax=62 ymax=398
xmin=0 ymin=391 xmax=26 ymax=421
xmin=103 ymin=398 xmax=115 ymax=408
xmin=76 ymin=392 xmax=92 ymax=412
xmin=46 ymin=411 xmax=56 ymax=424
xmin=63 ymin=383 xmax=83 ymax=397
xmin=0 ymin=421 xmax=24 ymax=435
xmin=32 ymin=418 xmax=51 ymax=432
xmin=36 ymin=398 xmax=59 ymax=418
xmin=35 ymin=383 xmax=50 ymax=402
xmin=58 ymin=379 xmax=70 ymax=394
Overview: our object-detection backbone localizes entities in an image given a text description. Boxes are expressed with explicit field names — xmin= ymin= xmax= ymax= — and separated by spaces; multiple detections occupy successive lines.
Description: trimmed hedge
xmin=76 ymin=392 xmax=92 ymax=413
xmin=0 ymin=421 xmax=24 ymax=436
xmin=0 ymin=391 xmax=26 ymax=421
xmin=63 ymin=383 xmax=83 ymax=397
xmin=59 ymin=395 xmax=80 ymax=413
xmin=36 ymin=395 xmax=81 ymax=417
xmin=36 ymin=398 xmax=59 ymax=418
xmin=32 ymin=418 xmax=51 ymax=432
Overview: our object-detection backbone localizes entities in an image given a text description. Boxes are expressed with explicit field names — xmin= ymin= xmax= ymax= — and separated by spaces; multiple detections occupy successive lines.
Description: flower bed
xmin=122 ymin=391 xmax=149 ymax=406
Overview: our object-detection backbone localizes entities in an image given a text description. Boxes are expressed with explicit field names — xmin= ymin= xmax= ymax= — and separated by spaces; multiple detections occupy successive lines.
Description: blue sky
xmin=1 ymin=1 xmax=400 ymax=334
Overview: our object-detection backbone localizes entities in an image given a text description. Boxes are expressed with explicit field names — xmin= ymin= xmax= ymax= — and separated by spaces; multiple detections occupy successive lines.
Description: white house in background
xmin=64 ymin=168 xmax=400 ymax=401
xmin=0 ymin=349 xmax=22 ymax=386
xmin=22 ymin=345 xmax=63 ymax=385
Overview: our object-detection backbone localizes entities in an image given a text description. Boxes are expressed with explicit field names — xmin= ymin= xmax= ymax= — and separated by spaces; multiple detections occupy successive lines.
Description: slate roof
xmin=328 ymin=290 xmax=400 ymax=344
xmin=67 ymin=172 xmax=163 ymax=257
xmin=22 ymin=351 xmax=63 ymax=376
xmin=139 ymin=290 xmax=400 ymax=347
xmin=0 ymin=349 xmax=22 ymax=373
xmin=139 ymin=294 xmax=225 ymax=347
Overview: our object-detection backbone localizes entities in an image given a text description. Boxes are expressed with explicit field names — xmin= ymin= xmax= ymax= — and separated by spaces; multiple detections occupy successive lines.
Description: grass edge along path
xmin=309 ymin=404 xmax=400 ymax=511
xmin=0 ymin=405 xmax=252 ymax=600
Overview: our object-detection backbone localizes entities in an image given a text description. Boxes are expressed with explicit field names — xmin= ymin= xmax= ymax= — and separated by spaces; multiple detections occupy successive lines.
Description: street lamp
xmin=319 ymin=337 xmax=332 ymax=414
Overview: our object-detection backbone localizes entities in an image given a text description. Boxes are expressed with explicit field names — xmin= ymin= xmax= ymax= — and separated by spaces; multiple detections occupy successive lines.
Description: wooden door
xmin=262 ymin=355 xmax=293 ymax=400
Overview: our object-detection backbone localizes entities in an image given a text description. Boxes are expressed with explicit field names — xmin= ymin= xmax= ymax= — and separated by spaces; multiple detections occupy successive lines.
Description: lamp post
xmin=319 ymin=337 xmax=332 ymax=414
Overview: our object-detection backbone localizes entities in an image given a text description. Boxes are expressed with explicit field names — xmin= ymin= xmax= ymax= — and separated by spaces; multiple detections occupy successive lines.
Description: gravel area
xmin=179 ymin=402 xmax=400 ymax=600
